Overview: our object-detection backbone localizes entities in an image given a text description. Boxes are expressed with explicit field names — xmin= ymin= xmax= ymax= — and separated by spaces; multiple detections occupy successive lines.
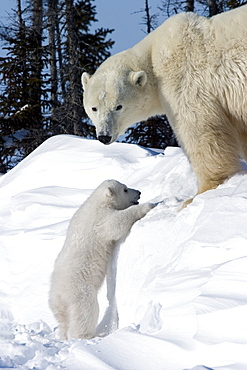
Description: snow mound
xmin=0 ymin=135 xmax=247 ymax=369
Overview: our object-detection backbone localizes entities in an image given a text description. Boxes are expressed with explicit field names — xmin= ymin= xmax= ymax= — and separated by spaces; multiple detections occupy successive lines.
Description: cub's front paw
xmin=142 ymin=202 xmax=156 ymax=214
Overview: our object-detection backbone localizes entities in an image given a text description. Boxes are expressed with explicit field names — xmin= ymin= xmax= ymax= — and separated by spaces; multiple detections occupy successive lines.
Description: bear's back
xmin=211 ymin=5 xmax=247 ymax=44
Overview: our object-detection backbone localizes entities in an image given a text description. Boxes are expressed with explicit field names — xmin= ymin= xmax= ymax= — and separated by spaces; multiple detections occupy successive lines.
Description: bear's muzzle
xmin=98 ymin=135 xmax=112 ymax=145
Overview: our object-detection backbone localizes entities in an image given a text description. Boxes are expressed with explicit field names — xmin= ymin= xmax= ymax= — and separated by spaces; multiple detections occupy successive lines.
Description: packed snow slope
xmin=0 ymin=135 xmax=247 ymax=370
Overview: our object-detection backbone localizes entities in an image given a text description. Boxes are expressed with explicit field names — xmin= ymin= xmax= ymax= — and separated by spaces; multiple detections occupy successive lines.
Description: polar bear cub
xmin=49 ymin=180 xmax=154 ymax=340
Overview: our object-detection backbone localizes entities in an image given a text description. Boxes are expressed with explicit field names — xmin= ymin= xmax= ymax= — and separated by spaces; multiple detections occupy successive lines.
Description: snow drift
xmin=0 ymin=135 xmax=247 ymax=370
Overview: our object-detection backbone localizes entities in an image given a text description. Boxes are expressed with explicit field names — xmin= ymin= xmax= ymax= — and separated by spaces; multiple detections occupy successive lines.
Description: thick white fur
xmin=82 ymin=7 xmax=247 ymax=205
xmin=49 ymin=180 xmax=154 ymax=339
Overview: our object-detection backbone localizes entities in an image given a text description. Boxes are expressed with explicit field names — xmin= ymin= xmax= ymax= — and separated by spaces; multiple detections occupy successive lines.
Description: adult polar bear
xmin=82 ymin=7 xmax=247 ymax=206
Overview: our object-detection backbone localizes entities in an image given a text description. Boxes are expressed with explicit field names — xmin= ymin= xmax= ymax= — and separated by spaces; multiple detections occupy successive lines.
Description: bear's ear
xmin=81 ymin=72 xmax=91 ymax=90
xmin=106 ymin=185 xmax=115 ymax=198
xmin=130 ymin=71 xmax=147 ymax=87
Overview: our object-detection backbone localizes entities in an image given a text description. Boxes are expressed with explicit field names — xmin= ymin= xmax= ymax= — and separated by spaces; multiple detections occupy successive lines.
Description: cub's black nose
xmin=98 ymin=135 xmax=112 ymax=144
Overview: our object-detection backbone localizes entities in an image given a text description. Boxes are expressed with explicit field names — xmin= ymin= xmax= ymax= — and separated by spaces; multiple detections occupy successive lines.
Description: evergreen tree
xmin=55 ymin=0 xmax=114 ymax=137
xmin=0 ymin=0 xmax=49 ymax=172
xmin=124 ymin=116 xmax=178 ymax=149
xmin=0 ymin=0 xmax=114 ymax=172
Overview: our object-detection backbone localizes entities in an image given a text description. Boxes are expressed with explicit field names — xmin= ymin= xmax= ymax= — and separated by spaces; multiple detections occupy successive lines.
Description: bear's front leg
xmin=108 ymin=203 xmax=155 ymax=240
xmin=180 ymin=125 xmax=241 ymax=209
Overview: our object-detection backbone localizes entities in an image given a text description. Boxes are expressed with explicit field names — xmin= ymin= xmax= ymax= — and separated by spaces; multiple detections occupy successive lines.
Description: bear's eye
xmin=124 ymin=188 xmax=128 ymax=193
xmin=116 ymin=105 xmax=122 ymax=111
xmin=92 ymin=107 xmax=97 ymax=112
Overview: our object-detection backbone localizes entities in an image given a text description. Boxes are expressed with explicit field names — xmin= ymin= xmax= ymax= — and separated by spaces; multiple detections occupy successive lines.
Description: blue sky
xmin=0 ymin=0 xmax=162 ymax=55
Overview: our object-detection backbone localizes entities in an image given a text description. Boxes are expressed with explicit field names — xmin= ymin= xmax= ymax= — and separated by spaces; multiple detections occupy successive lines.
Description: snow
xmin=0 ymin=134 xmax=247 ymax=370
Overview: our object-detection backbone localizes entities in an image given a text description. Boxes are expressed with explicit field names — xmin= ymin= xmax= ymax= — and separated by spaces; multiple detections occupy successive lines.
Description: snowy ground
xmin=0 ymin=134 xmax=247 ymax=370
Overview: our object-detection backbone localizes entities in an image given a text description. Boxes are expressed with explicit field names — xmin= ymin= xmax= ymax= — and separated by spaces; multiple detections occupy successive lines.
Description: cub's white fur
xmin=49 ymin=180 xmax=154 ymax=339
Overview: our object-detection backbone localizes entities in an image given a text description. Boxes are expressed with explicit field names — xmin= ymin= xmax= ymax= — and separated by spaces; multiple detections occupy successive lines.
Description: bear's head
xmin=82 ymin=53 xmax=157 ymax=145
xmin=99 ymin=180 xmax=141 ymax=210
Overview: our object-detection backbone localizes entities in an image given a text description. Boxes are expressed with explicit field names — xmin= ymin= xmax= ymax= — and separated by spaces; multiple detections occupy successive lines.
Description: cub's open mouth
xmin=131 ymin=200 xmax=139 ymax=205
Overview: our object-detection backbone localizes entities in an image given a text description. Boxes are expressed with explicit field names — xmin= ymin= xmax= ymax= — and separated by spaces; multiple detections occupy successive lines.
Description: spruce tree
xmin=0 ymin=1 xmax=49 ymax=172
xmin=124 ymin=116 xmax=178 ymax=149
xmin=0 ymin=0 xmax=114 ymax=172
xmin=56 ymin=0 xmax=114 ymax=137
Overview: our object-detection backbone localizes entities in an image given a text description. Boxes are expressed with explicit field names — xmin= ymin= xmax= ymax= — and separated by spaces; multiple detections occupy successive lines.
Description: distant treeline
xmin=0 ymin=0 xmax=244 ymax=171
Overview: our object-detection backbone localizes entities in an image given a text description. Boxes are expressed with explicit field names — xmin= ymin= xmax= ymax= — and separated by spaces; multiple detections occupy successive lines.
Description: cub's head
xmin=82 ymin=53 xmax=149 ymax=145
xmin=99 ymin=180 xmax=141 ymax=210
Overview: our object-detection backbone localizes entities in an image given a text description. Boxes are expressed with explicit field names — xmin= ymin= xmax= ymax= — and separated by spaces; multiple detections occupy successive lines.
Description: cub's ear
xmin=81 ymin=72 xmax=91 ymax=90
xmin=106 ymin=185 xmax=115 ymax=198
xmin=130 ymin=71 xmax=147 ymax=87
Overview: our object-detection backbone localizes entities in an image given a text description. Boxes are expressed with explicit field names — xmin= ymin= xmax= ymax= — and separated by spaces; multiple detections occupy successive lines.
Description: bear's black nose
xmin=98 ymin=135 xmax=112 ymax=144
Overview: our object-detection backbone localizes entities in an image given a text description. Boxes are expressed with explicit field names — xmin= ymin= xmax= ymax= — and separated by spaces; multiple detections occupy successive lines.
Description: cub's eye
xmin=92 ymin=107 xmax=97 ymax=112
xmin=116 ymin=105 xmax=122 ymax=111
xmin=124 ymin=188 xmax=128 ymax=193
